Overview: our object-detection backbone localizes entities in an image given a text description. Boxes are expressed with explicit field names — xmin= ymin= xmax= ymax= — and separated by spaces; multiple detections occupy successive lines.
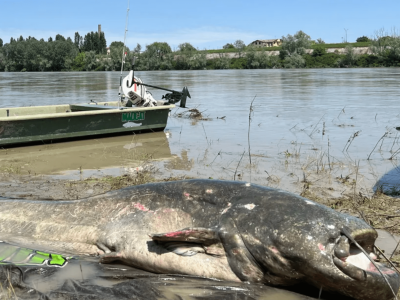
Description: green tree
xmin=312 ymin=44 xmax=326 ymax=57
xmin=369 ymin=29 xmax=400 ymax=66
xmin=178 ymin=42 xmax=196 ymax=52
xmin=98 ymin=32 xmax=107 ymax=54
xmin=189 ymin=52 xmax=207 ymax=69
xmin=47 ymin=38 xmax=78 ymax=71
xmin=55 ymin=34 xmax=66 ymax=41
xmin=139 ymin=42 xmax=172 ymax=70
xmin=74 ymin=32 xmax=83 ymax=50
xmin=1 ymin=34 xmax=78 ymax=71
xmin=356 ymin=36 xmax=370 ymax=42
xmin=214 ymin=53 xmax=230 ymax=69
xmin=101 ymin=57 xmax=114 ymax=71
xmin=281 ymin=30 xmax=311 ymax=56
xmin=355 ymin=53 xmax=380 ymax=67
xmin=303 ymin=53 xmax=342 ymax=68
xmin=338 ymin=45 xmax=359 ymax=67
xmin=175 ymin=52 xmax=192 ymax=70
xmin=268 ymin=55 xmax=281 ymax=68
xmin=245 ymin=46 xmax=270 ymax=68
xmin=279 ymin=49 xmax=288 ymax=60
xmin=134 ymin=43 xmax=142 ymax=54
xmin=0 ymin=52 xmax=5 ymax=71
xmin=223 ymin=43 xmax=234 ymax=49
xmin=109 ymin=42 xmax=130 ymax=71
xmin=110 ymin=41 xmax=124 ymax=48
xmin=72 ymin=52 xmax=85 ymax=70
xmin=0 ymin=38 xmax=3 ymax=47
xmin=91 ymin=32 xmax=99 ymax=53
xmin=82 ymin=33 xmax=93 ymax=52
xmin=175 ymin=50 xmax=206 ymax=70
xmin=283 ymin=53 xmax=306 ymax=68
xmin=84 ymin=50 xmax=97 ymax=71
xmin=233 ymin=40 xmax=246 ymax=57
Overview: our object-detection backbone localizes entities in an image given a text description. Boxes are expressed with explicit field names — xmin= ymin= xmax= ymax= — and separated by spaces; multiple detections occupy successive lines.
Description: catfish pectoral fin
xmin=150 ymin=227 xmax=220 ymax=245
xmin=163 ymin=242 xmax=205 ymax=256
xmin=151 ymin=227 xmax=222 ymax=256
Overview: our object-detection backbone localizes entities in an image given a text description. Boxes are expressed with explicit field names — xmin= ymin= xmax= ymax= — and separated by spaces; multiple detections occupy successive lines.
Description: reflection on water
xmin=0 ymin=131 xmax=172 ymax=179
xmin=164 ymin=150 xmax=194 ymax=171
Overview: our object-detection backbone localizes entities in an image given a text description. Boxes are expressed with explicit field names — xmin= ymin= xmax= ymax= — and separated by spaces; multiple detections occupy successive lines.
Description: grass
xmin=0 ymin=267 xmax=18 ymax=300
xmin=0 ymin=163 xmax=22 ymax=175
xmin=197 ymin=42 xmax=372 ymax=54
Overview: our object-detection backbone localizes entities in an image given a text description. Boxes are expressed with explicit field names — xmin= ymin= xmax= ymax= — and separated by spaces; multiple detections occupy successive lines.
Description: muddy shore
xmin=1 ymin=147 xmax=400 ymax=299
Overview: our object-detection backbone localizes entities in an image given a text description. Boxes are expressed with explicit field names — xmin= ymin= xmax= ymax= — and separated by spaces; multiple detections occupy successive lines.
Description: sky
xmin=1 ymin=0 xmax=399 ymax=50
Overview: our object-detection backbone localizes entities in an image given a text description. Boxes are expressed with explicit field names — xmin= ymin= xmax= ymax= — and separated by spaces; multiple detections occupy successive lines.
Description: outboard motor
xmin=122 ymin=71 xmax=157 ymax=107
xmin=121 ymin=57 xmax=190 ymax=108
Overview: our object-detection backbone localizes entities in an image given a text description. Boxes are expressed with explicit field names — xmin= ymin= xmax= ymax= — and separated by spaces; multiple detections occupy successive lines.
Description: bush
xmin=283 ymin=53 xmax=305 ymax=68
xmin=279 ymin=50 xmax=288 ymax=60
xmin=223 ymin=43 xmax=235 ymax=49
xmin=312 ymin=45 xmax=326 ymax=57
xmin=178 ymin=42 xmax=196 ymax=52
xmin=356 ymin=36 xmax=370 ymax=42
xmin=281 ymin=30 xmax=312 ymax=56
xmin=303 ymin=53 xmax=343 ymax=68
xmin=337 ymin=45 xmax=359 ymax=67
xmin=214 ymin=53 xmax=230 ymax=69
xmin=355 ymin=54 xmax=381 ymax=67
xmin=229 ymin=57 xmax=246 ymax=69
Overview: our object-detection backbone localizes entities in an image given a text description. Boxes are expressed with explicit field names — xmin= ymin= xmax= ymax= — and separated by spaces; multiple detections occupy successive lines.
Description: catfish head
xmin=152 ymin=186 xmax=399 ymax=300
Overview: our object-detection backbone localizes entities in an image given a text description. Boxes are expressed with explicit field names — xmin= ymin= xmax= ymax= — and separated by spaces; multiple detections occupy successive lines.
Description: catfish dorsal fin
xmin=150 ymin=227 xmax=220 ymax=245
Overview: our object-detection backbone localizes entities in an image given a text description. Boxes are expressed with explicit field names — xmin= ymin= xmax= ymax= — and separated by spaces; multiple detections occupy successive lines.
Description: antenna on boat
xmin=118 ymin=0 xmax=130 ymax=109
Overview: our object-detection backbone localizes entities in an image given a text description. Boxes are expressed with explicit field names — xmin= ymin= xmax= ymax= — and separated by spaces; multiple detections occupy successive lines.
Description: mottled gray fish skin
xmin=0 ymin=179 xmax=398 ymax=300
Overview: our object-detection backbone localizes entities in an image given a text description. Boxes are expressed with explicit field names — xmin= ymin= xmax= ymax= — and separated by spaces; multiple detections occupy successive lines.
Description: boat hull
xmin=0 ymin=102 xmax=173 ymax=146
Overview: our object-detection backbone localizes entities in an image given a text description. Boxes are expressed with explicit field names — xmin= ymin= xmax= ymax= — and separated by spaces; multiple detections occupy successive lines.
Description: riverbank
xmin=205 ymin=47 xmax=371 ymax=59
xmin=1 ymin=158 xmax=400 ymax=264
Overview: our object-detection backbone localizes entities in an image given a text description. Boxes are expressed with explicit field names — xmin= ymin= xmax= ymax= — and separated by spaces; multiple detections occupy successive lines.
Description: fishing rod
xmin=118 ymin=0 xmax=130 ymax=108
xmin=118 ymin=0 xmax=190 ymax=108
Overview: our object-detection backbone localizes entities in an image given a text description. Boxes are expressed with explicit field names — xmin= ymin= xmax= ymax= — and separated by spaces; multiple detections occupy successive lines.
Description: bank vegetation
xmin=0 ymin=29 xmax=400 ymax=72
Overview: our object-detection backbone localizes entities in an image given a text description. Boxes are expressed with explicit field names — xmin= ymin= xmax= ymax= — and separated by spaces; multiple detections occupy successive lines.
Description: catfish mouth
xmin=332 ymin=229 xmax=397 ymax=281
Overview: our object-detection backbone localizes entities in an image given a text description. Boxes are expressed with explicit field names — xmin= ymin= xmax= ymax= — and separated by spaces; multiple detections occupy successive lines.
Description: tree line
xmin=0 ymin=31 xmax=107 ymax=72
xmin=1 ymin=29 xmax=400 ymax=72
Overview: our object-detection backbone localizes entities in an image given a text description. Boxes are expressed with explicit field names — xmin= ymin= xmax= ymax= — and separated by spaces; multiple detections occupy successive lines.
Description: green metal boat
xmin=0 ymin=73 xmax=190 ymax=147
xmin=0 ymin=102 xmax=168 ymax=146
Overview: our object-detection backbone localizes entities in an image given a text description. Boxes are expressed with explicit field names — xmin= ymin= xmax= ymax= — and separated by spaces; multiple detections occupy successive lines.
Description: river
xmin=1 ymin=69 xmax=400 ymax=195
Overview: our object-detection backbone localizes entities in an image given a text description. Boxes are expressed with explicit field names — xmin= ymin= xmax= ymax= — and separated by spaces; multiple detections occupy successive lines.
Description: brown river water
xmin=1 ymin=69 xmax=400 ymax=194
xmin=1 ymin=69 xmax=400 ymax=299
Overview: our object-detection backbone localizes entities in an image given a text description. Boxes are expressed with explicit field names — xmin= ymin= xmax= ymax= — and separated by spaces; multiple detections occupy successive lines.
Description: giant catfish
xmin=0 ymin=179 xmax=398 ymax=300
